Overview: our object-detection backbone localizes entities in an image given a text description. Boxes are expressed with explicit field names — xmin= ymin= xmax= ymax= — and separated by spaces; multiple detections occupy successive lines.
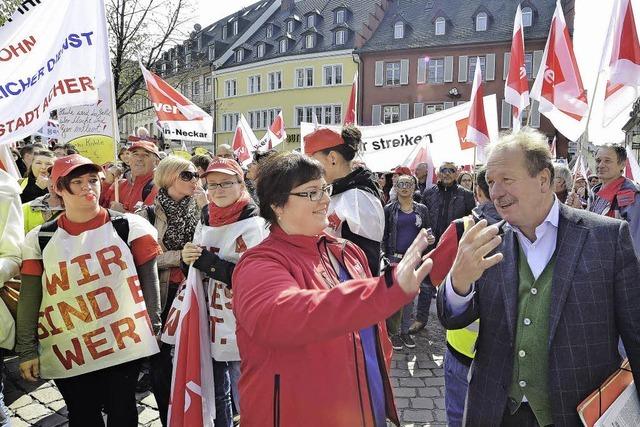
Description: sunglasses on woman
xmin=179 ymin=171 xmax=200 ymax=181
xmin=288 ymin=184 xmax=333 ymax=201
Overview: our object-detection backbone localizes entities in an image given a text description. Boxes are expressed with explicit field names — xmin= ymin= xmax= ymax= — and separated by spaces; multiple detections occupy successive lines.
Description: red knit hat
xmin=303 ymin=127 xmax=344 ymax=155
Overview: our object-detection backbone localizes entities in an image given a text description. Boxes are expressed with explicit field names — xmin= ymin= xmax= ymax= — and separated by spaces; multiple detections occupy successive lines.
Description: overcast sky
xmin=198 ymin=0 xmax=636 ymax=143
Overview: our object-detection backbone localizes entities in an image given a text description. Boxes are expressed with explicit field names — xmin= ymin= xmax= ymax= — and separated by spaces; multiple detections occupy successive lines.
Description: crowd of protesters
xmin=1 ymin=126 xmax=640 ymax=427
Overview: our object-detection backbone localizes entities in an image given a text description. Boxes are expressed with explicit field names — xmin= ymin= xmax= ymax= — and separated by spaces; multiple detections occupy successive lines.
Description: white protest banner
xmin=34 ymin=119 xmax=60 ymax=142
xmin=0 ymin=0 xmax=110 ymax=145
xmin=25 ymin=217 xmax=159 ymax=378
xmin=140 ymin=63 xmax=213 ymax=143
xmin=301 ymin=95 xmax=498 ymax=172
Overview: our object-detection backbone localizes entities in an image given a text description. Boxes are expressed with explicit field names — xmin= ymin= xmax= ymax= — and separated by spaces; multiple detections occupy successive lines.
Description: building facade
xmin=357 ymin=0 xmax=575 ymax=159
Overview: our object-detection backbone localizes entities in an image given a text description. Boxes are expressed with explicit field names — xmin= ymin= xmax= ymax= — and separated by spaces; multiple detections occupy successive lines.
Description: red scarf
xmin=597 ymin=176 xmax=625 ymax=217
xmin=208 ymin=192 xmax=251 ymax=226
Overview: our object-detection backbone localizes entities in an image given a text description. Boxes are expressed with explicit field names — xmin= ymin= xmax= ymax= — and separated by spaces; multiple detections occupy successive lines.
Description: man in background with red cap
xmin=101 ymin=141 xmax=160 ymax=212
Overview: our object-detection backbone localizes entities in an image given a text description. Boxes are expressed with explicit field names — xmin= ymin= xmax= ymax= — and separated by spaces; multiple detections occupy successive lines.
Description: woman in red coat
xmin=232 ymin=152 xmax=433 ymax=427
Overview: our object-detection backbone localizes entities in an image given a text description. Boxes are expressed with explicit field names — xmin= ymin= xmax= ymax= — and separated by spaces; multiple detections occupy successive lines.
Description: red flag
xmin=343 ymin=73 xmax=358 ymax=125
xmin=267 ymin=111 xmax=287 ymax=148
xmin=232 ymin=114 xmax=259 ymax=166
xmin=601 ymin=0 xmax=640 ymax=126
xmin=168 ymin=270 xmax=216 ymax=427
xmin=531 ymin=0 xmax=588 ymax=141
xmin=465 ymin=58 xmax=490 ymax=154
xmin=505 ymin=5 xmax=529 ymax=131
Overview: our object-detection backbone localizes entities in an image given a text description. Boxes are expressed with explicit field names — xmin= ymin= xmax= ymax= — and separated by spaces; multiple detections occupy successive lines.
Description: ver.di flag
xmin=0 ymin=0 xmax=111 ymax=145
xmin=505 ymin=4 xmax=529 ymax=132
xmin=232 ymin=114 xmax=260 ymax=166
xmin=139 ymin=63 xmax=213 ymax=143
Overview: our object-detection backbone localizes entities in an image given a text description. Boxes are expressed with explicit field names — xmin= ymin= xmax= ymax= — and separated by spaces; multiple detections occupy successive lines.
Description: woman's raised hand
xmin=395 ymin=229 xmax=433 ymax=295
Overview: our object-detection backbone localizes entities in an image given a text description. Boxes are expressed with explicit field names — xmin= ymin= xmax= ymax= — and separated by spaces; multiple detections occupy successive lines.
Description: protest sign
xmin=140 ymin=63 xmax=213 ymax=143
xmin=301 ymin=95 xmax=498 ymax=172
xmin=25 ymin=218 xmax=159 ymax=378
xmin=0 ymin=0 xmax=111 ymax=145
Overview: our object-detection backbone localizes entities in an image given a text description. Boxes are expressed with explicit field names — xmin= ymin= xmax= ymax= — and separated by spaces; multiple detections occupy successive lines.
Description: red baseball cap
xmin=201 ymin=157 xmax=244 ymax=179
xmin=128 ymin=140 xmax=160 ymax=158
xmin=50 ymin=154 xmax=102 ymax=188
xmin=393 ymin=166 xmax=413 ymax=176
xmin=303 ymin=127 xmax=344 ymax=156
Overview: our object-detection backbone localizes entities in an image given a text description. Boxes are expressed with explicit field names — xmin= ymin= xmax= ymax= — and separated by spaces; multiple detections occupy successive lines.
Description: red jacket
xmin=100 ymin=172 xmax=158 ymax=212
xmin=232 ymin=225 xmax=415 ymax=427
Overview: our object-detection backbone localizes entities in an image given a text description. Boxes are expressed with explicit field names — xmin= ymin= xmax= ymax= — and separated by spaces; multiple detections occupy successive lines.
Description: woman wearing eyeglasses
xmin=134 ymin=155 xmax=204 ymax=426
xmin=178 ymin=157 xmax=268 ymax=427
xmin=232 ymin=152 xmax=433 ymax=427
xmin=304 ymin=125 xmax=385 ymax=275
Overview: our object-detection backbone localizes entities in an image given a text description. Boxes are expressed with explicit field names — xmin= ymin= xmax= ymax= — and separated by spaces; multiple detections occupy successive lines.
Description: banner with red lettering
xmin=140 ymin=63 xmax=213 ymax=143
xmin=22 ymin=214 xmax=159 ymax=378
xmin=162 ymin=216 xmax=268 ymax=361
xmin=0 ymin=0 xmax=111 ymax=145
xmin=301 ymin=95 xmax=499 ymax=172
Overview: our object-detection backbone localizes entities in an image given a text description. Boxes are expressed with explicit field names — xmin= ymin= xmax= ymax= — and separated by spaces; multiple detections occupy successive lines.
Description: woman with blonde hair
xmin=136 ymin=155 xmax=205 ymax=426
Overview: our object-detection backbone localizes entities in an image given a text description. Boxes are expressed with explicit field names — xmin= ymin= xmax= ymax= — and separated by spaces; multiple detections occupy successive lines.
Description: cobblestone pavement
xmin=2 ymin=307 xmax=446 ymax=426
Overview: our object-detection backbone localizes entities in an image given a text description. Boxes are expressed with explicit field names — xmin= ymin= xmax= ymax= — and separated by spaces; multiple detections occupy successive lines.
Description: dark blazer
xmin=421 ymin=183 xmax=475 ymax=241
xmin=437 ymin=203 xmax=640 ymax=427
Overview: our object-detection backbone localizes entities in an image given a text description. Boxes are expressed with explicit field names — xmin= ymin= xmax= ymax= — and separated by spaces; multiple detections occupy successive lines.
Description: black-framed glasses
xmin=396 ymin=181 xmax=415 ymax=189
xmin=208 ymin=181 xmax=240 ymax=190
xmin=288 ymin=184 xmax=333 ymax=201
xmin=440 ymin=167 xmax=456 ymax=174
xmin=179 ymin=171 xmax=199 ymax=181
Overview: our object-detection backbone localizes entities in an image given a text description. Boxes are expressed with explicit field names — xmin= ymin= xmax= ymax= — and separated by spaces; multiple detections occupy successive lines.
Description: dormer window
xmin=279 ymin=39 xmax=288 ymax=53
xmin=185 ymin=53 xmax=191 ymax=65
xmin=266 ymin=24 xmax=273 ymax=38
xmin=522 ymin=7 xmax=533 ymax=27
xmin=236 ymin=49 xmax=244 ymax=62
xmin=208 ymin=44 xmax=215 ymax=60
xmin=222 ymin=25 xmax=227 ymax=39
xmin=336 ymin=9 xmax=345 ymax=24
xmin=257 ymin=43 xmax=265 ymax=58
xmin=233 ymin=20 xmax=239 ymax=35
xmin=173 ymin=58 xmax=178 ymax=70
xmin=435 ymin=17 xmax=446 ymax=35
xmin=335 ymin=29 xmax=346 ymax=45
xmin=287 ymin=20 xmax=294 ymax=33
xmin=476 ymin=12 xmax=488 ymax=31
xmin=394 ymin=21 xmax=404 ymax=39
xmin=307 ymin=14 xmax=315 ymax=28
xmin=305 ymin=34 xmax=315 ymax=49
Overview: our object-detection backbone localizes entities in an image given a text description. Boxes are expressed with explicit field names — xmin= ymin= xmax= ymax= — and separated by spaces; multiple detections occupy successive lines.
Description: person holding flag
xmin=16 ymin=154 xmax=162 ymax=427
xmin=177 ymin=157 xmax=268 ymax=426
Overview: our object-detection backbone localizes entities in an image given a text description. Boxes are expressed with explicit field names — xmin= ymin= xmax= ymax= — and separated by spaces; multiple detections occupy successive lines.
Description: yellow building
xmin=213 ymin=0 xmax=390 ymax=152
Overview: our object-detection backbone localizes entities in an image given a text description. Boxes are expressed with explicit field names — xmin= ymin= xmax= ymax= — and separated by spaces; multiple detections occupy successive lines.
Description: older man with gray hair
xmin=552 ymin=162 xmax=573 ymax=204
xmin=437 ymin=128 xmax=640 ymax=426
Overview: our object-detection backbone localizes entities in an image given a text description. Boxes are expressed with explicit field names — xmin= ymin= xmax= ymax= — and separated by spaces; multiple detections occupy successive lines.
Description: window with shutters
xmin=468 ymin=56 xmax=486 ymax=80
xmin=222 ymin=25 xmax=227 ymax=39
xmin=248 ymin=75 xmax=261 ymax=94
xmin=208 ymin=44 xmax=215 ymax=60
xmin=524 ymin=52 xmax=533 ymax=79
xmin=266 ymin=24 xmax=273 ymax=38
xmin=335 ymin=30 xmax=346 ymax=45
xmin=336 ymin=9 xmax=345 ymax=24
xmin=383 ymin=105 xmax=400 ymax=124
xmin=224 ymin=79 xmax=237 ymax=97
xmin=385 ymin=62 xmax=401 ymax=86
xmin=249 ymin=109 xmax=279 ymax=130
xmin=268 ymin=71 xmax=282 ymax=90
xmin=305 ymin=34 xmax=315 ymax=49
xmin=522 ymin=7 xmax=533 ymax=27
xmin=394 ymin=22 xmax=404 ymax=39
xmin=279 ymin=39 xmax=288 ymax=53
xmin=428 ymin=58 xmax=445 ymax=84
xmin=323 ymin=65 xmax=342 ymax=86
xmin=295 ymin=68 xmax=314 ymax=87
xmin=294 ymin=105 xmax=342 ymax=126
xmin=476 ymin=12 xmax=488 ymax=31
xmin=425 ymin=103 xmax=444 ymax=115
xmin=435 ymin=17 xmax=446 ymax=35
xmin=205 ymin=77 xmax=212 ymax=93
